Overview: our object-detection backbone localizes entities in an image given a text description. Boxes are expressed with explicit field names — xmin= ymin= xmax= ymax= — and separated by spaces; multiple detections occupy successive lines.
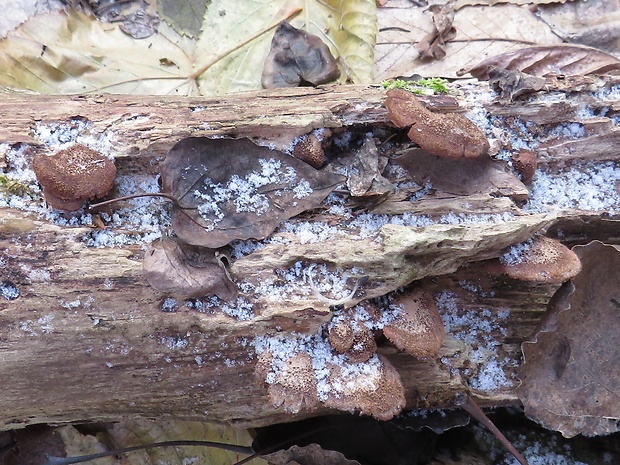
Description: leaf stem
xmin=88 ymin=192 xmax=178 ymax=209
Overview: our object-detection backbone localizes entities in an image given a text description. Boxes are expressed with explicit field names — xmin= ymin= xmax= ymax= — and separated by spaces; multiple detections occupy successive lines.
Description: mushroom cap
xmin=328 ymin=322 xmax=355 ymax=353
xmin=264 ymin=352 xmax=319 ymax=414
xmin=491 ymin=236 xmax=582 ymax=284
xmin=383 ymin=290 xmax=445 ymax=358
xmin=323 ymin=354 xmax=405 ymax=421
xmin=511 ymin=149 xmax=538 ymax=184
xmin=292 ymin=133 xmax=325 ymax=169
xmin=346 ymin=328 xmax=377 ymax=363
xmin=32 ymin=144 xmax=116 ymax=210
xmin=385 ymin=89 xmax=489 ymax=159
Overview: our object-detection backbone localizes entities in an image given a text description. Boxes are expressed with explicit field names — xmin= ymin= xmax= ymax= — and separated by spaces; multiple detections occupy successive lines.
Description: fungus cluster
xmin=32 ymin=144 xmax=116 ymax=210
xmin=385 ymin=89 xmax=490 ymax=159
xmin=255 ymin=289 xmax=446 ymax=420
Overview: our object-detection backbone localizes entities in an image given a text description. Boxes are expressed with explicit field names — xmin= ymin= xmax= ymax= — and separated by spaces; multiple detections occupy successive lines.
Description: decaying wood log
xmin=1 ymin=80 xmax=620 ymax=431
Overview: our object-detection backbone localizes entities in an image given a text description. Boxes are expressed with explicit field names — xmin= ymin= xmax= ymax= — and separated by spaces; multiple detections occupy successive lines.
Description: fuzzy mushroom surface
xmin=32 ymin=144 xmax=116 ymax=210
xmin=382 ymin=290 xmax=445 ymax=358
xmin=385 ymin=89 xmax=489 ymax=159
xmin=490 ymin=236 xmax=582 ymax=284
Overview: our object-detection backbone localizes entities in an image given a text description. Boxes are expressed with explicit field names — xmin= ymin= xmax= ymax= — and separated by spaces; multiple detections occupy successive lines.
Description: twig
xmin=44 ymin=440 xmax=253 ymax=465
xmin=456 ymin=393 xmax=529 ymax=465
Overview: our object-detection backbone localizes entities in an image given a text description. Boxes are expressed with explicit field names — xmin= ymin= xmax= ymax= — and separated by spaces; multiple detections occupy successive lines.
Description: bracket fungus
xmin=382 ymin=290 xmax=445 ymax=358
xmin=328 ymin=321 xmax=377 ymax=364
xmin=490 ymin=236 xmax=582 ymax=284
xmin=385 ymin=89 xmax=489 ymax=159
xmin=292 ymin=132 xmax=326 ymax=169
xmin=255 ymin=336 xmax=405 ymax=420
xmin=510 ymin=149 xmax=538 ymax=184
xmin=32 ymin=144 xmax=116 ymax=210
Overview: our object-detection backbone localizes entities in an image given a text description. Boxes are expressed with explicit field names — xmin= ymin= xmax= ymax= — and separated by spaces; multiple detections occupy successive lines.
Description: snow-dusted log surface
xmin=1 ymin=80 xmax=620 ymax=429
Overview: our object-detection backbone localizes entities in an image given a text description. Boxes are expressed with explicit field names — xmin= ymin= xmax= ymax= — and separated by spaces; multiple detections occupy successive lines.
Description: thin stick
xmin=44 ymin=440 xmax=253 ymax=465
xmin=457 ymin=394 xmax=529 ymax=465
xmin=88 ymin=192 xmax=178 ymax=209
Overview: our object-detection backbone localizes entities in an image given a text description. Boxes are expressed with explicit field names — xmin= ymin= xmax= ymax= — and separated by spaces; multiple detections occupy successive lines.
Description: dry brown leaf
xmin=347 ymin=135 xmax=392 ymax=197
xmin=160 ymin=137 xmax=345 ymax=248
xmin=536 ymin=0 xmax=620 ymax=54
xmin=416 ymin=3 xmax=456 ymax=61
xmin=518 ymin=241 xmax=620 ymax=437
xmin=459 ymin=44 xmax=620 ymax=79
xmin=143 ymin=238 xmax=237 ymax=300
xmin=262 ymin=21 xmax=341 ymax=88
xmin=375 ymin=4 xmax=561 ymax=81
xmin=393 ymin=149 xmax=528 ymax=202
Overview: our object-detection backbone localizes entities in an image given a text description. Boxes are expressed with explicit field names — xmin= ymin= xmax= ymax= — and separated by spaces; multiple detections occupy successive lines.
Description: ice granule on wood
xmin=253 ymin=331 xmax=382 ymax=402
xmin=499 ymin=238 xmax=534 ymax=265
xmin=193 ymin=158 xmax=299 ymax=223
xmin=470 ymin=357 xmax=513 ymax=391
xmin=436 ymin=290 xmax=513 ymax=392
xmin=220 ymin=297 xmax=254 ymax=321
xmin=526 ymin=162 xmax=620 ymax=213
xmin=1 ymin=281 xmax=20 ymax=300
xmin=35 ymin=120 xmax=116 ymax=156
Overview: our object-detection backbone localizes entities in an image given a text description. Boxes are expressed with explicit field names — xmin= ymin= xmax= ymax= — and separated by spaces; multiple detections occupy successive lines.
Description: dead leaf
xmin=459 ymin=44 xmax=620 ymax=79
xmin=160 ymin=138 xmax=345 ymax=248
xmin=488 ymin=68 xmax=546 ymax=103
xmin=347 ymin=135 xmax=393 ymax=197
xmin=536 ymin=0 xmax=620 ymax=55
xmin=393 ymin=149 xmax=528 ymax=202
xmin=143 ymin=238 xmax=237 ymax=300
xmin=415 ymin=4 xmax=457 ymax=61
xmin=105 ymin=419 xmax=263 ymax=465
xmin=263 ymin=444 xmax=362 ymax=465
xmin=157 ymin=0 xmax=207 ymax=38
xmin=375 ymin=4 xmax=562 ymax=81
xmin=518 ymin=241 xmax=620 ymax=437
xmin=0 ymin=1 xmax=376 ymax=95
xmin=262 ymin=21 xmax=341 ymax=88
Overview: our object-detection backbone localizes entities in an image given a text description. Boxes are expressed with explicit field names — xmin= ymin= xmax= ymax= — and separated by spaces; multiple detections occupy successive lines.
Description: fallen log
xmin=1 ymin=80 xmax=619 ymax=430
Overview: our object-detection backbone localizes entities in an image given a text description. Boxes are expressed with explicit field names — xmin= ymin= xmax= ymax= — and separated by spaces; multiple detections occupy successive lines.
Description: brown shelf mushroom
xmin=328 ymin=321 xmax=377 ymax=363
xmin=32 ymin=144 xmax=116 ymax=211
xmin=489 ymin=236 xmax=582 ymax=284
xmin=385 ymin=89 xmax=489 ymax=159
xmin=511 ymin=149 xmax=538 ymax=184
xmin=383 ymin=290 xmax=445 ymax=358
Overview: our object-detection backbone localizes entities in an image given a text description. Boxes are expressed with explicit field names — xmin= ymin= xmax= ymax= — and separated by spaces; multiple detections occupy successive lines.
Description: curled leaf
xmin=143 ymin=238 xmax=237 ymax=300
xmin=262 ymin=21 xmax=341 ymax=88
xmin=458 ymin=44 xmax=620 ymax=80
xmin=518 ymin=241 xmax=620 ymax=437
xmin=160 ymin=137 xmax=344 ymax=248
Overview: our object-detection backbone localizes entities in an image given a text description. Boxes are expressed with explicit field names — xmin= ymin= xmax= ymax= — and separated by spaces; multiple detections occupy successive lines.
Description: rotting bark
xmin=1 ymin=80 xmax=620 ymax=431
